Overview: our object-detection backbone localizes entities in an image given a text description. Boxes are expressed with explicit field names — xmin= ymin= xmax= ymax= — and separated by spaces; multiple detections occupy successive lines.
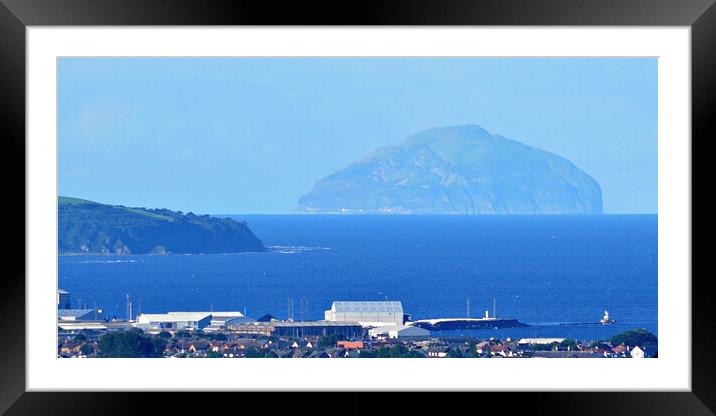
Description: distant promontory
xmin=297 ymin=125 xmax=603 ymax=215
xmin=58 ymin=197 xmax=266 ymax=254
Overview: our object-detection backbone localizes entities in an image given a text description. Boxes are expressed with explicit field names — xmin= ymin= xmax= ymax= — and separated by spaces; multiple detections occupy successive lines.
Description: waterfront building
xmin=225 ymin=319 xmax=364 ymax=338
xmin=58 ymin=308 xmax=104 ymax=321
xmin=162 ymin=311 xmax=245 ymax=328
xmin=324 ymin=301 xmax=405 ymax=327
xmin=271 ymin=321 xmax=363 ymax=338
xmin=225 ymin=321 xmax=274 ymax=336
xmin=58 ymin=322 xmax=108 ymax=332
xmin=369 ymin=325 xmax=430 ymax=339
xmin=135 ymin=312 xmax=212 ymax=331
xmin=57 ymin=289 xmax=71 ymax=309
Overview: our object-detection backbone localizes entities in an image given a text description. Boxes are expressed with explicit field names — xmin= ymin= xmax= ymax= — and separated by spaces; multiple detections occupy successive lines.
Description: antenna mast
xmin=493 ymin=297 xmax=496 ymax=319
xmin=288 ymin=297 xmax=294 ymax=321
xmin=466 ymin=297 xmax=470 ymax=318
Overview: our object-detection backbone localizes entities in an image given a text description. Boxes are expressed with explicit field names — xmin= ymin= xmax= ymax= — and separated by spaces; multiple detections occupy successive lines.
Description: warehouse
xmin=164 ymin=311 xmax=245 ymax=327
xmin=58 ymin=308 xmax=104 ymax=321
xmin=369 ymin=325 xmax=430 ymax=339
xmin=225 ymin=319 xmax=364 ymax=338
xmin=134 ymin=312 xmax=212 ymax=331
xmin=224 ymin=320 xmax=274 ymax=336
xmin=324 ymin=301 xmax=405 ymax=327
xmin=271 ymin=321 xmax=364 ymax=338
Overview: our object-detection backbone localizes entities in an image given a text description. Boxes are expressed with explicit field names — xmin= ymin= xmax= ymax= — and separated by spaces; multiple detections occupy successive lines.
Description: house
xmin=291 ymin=349 xmax=308 ymax=358
xmin=630 ymin=345 xmax=646 ymax=358
xmin=345 ymin=349 xmax=362 ymax=358
xmin=337 ymin=341 xmax=364 ymax=350
xmin=475 ymin=341 xmax=494 ymax=354
xmin=59 ymin=342 xmax=82 ymax=354
xmin=325 ymin=348 xmax=345 ymax=358
xmin=427 ymin=347 xmax=450 ymax=358
xmin=611 ymin=345 xmax=628 ymax=356
xmin=491 ymin=345 xmax=512 ymax=357
xmin=188 ymin=341 xmax=211 ymax=353
xmin=529 ymin=351 xmax=603 ymax=358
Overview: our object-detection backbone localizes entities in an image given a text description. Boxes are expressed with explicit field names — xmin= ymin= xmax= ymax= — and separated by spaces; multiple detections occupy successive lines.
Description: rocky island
xmin=297 ymin=125 xmax=603 ymax=214
xmin=58 ymin=197 xmax=265 ymax=254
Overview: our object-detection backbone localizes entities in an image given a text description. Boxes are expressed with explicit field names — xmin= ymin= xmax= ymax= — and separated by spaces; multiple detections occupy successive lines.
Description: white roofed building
xmin=324 ymin=301 xmax=404 ymax=327
xmin=165 ymin=311 xmax=244 ymax=327
xmin=630 ymin=345 xmax=646 ymax=358
xmin=518 ymin=338 xmax=566 ymax=345
xmin=134 ymin=312 xmax=212 ymax=331
xmin=369 ymin=325 xmax=430 ymax=339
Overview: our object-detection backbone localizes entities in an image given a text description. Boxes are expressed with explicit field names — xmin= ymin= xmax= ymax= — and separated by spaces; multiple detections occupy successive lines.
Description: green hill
xmin=58 ymin=197 xmax=265 ymax=254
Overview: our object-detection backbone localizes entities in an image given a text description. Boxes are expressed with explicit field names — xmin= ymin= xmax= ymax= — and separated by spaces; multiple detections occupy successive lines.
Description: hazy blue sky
xmin=58 ymin=58 xmax=657 ymax=214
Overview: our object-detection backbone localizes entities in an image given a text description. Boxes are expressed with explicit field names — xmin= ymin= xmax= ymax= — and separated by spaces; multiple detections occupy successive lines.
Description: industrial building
xmin=58 ymin=308 xmax=104 ymax=321
xmin=207 ymin=312 xmax=246 ymax=327
xmin=224 ymin=320 xmax=274 ymax=336
xmin=324 ymin=301 xmax=405 ymax=327
xmin=225 ymin=319 xmax=364 ymax=338
xmin=271 ymin=321 xmax=363 ymax=338
xmin=57 ymin=289 xmax=71 ymax=309
xmin=134 ymin=312 xmax=212 ymax=331
xmin=369 ymin=325 xmax=430 ymax=339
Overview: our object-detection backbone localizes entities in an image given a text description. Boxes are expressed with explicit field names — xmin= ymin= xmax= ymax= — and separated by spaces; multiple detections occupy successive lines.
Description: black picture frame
xmin=0 ymin=0 xmax=712 ymax=414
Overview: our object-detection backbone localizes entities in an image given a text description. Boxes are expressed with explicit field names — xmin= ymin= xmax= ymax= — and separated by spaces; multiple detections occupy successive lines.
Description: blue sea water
xmin=58 ymin=215 xmax=657 ymax=341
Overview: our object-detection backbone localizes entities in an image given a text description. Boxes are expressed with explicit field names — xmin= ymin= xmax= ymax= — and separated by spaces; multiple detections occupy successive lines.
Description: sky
xmin=58 ymin=57 xmax=657 ymax=214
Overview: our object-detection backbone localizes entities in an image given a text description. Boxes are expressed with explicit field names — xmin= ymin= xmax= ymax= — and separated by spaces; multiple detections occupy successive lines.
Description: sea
xmin=58 ymin=215 xmax=657 ymax=342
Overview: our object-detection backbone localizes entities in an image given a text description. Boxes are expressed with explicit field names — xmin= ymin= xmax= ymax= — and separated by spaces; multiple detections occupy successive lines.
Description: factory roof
xmin=331 ymin=301 xmax=403 ymax=313
xmin=58 ymin=309 xmax=96 ymax=320
xmin=58 ymin=322 xmax=108 ymax=331
xmin=221 ymin=316 xmax=256 ymax=325
xmin=169 ymin=311 xmax=244 ymax=318
xmin=273 ymin=321 xmax=362 ymax=328
xmin=370 ymin=325 xmax=429 ymax=334
xmin=137 ymin=312 xmax=211 ymax=323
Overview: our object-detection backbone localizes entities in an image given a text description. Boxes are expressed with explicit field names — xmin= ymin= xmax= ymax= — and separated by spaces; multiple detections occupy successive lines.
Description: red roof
xmin=337 ymin=341 xmax=364 ymax=349
xmin=611 ymin=345 xmax=627 ymax=354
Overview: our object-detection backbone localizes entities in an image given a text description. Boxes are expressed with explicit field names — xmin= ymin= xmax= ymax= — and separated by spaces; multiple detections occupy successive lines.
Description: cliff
xmin=58 ymin=197 xmax=266 ymax=254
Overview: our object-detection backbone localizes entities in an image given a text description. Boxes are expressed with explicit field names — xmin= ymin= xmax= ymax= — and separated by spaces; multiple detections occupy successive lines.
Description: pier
xmin=409 ymin=317 xmax=528 ymax=331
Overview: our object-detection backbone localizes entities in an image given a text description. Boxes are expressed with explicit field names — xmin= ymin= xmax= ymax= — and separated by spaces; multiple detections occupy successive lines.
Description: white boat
xmin=600 ymin=310 xmax=616 ymax=325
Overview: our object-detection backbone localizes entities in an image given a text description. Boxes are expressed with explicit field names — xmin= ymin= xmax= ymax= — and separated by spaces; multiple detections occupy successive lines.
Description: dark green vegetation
xmin=298 ymin=124 xmax=602 ymax=214
xmin=359 ymin=344 xmax=424 ymax=358
xmin=610 ymin=328 xmax=658 ymax=353
xmin=97 ymin=329 xmax=166 ymax=358
xmin=58 ymin=196 xmax=265 ymax=254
